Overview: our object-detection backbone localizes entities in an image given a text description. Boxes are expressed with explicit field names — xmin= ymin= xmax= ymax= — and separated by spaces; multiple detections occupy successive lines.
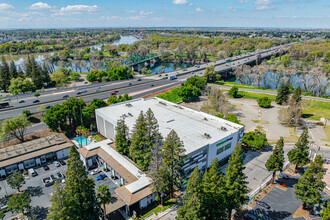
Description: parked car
xmin=55 ymin=172 xmax=65 ymax=181
xmin=42 ymin=176 xmax=54 ymax=187
xmin=256 ymin=200 xmax=270 ymax=209
xmin=28 ymin=168 xmax=38 ymax=177
xmin=278 ymin=173 xmax=289 ymax=179
xmin=63 ymin=95 xmax=69 ymax=99
xmin=43 ymin=165 xmax=50 ymax=171
xmin=59 ymin=160 xmax=66 ymax=166
xmin=91 ymin=168 xmax=101 ymax=175
xmin=96 ymin=174 xmax=107 ymax=181
xmin=33 ymin=100 xmax=40 ymax=103
xmin=54 ymin=161 xmax=61 ymax=167
xmin=18 ymin=100 xmax=25 ymax=103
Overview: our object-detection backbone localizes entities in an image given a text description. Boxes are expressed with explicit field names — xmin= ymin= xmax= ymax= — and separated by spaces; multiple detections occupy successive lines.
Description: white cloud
xmin=172 ymin=0 xmax=189 ymax=5
xmin=126 ymin=10 xmax=136 ymax=14
xmin=0 ymin=3 xmax=14 ymax=12
xmin=254 ymin=0 xmax=273 ymax=10
xmin=29 ymin=2 xmax=51 ymax=10
xmin=196 ymin=7 xmax=204 ymax=12
xmin=238 ymin=0 xmax=249 ymax=3
xmin=139 ymin=11 xmax=153 ymax=16
xmin=55 ymin=5 xmax=99 ymax=15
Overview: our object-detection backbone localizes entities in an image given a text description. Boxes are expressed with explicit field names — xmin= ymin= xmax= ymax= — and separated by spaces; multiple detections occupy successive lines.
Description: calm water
xmin=138 ymin=62 xmax=195 ymax=75
xmin=6 ymin=36 xmax=140 ymax=66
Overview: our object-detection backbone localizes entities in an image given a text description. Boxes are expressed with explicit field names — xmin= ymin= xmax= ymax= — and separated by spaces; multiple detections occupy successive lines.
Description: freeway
xmin=0 ymin=43 xmax=293 ymax=121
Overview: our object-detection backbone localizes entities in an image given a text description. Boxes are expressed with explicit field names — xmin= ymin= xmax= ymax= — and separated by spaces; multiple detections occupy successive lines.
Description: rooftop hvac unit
xmin=221 ymin=126 xmax=227 ymax=131
xmin=126 ymin=103 xmax=133 ymax=107
xmin=204 ymin=133 xmax=211 ymax=139
xmin=128 ymin=113 xmax=133 ymax=117
xmin=203 ymin=117 xmax=208 ymax=121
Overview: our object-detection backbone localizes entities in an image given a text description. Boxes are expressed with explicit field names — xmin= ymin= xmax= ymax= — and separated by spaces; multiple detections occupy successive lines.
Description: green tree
xmin=8 ymin=77 xmax=36 ymax=95
xmin=7 ymin=191 xmax=31 ymax=215
xmin=130 ymin=111 xmax=149 ymax=170
xmin=47 ymin=181 xmax=65 ymax=220
xmin=51 ymin=71 xmax=67 ymax=87
xmin=177 ymin=167 xmax=203 ymax=220
xmin=43 ymin=104 xmax=67 ymax=132
xmin=257 ymin=96 xmax=271 ymax=108
xmin=76 ymin=126 xmax=89 ymax=146
xmin=60 ymin=146 xmax=99 ymax=219
xmin=276 ymin=81 xmax=290 ymax=105
xmin=107 ymin=95 xmax=117 ymax=105
xmin=115 ymin=118 xmax=130 ymax=156
xmin=161 ymin=130 xmax=185 ymax=198
xmin=97 ymin=184 xmax=112 ymax=220
xmin=294 ymin=155 xmax=326 ymax=209
xmin=178 ymin=84 xmax=201 ymax=101
xmin=242 ymin=129 xmax=269 ymax=151
xmin=202 ymin=159 xmax=227 ymax=219
xmin=204 ymin=65 xmax=221 ymax=83
xmin=185 ymin=75 xmax=207 ymax=90
xmin=288 ymin=128 xmax=310 ymax=172
xmin=34 ymin=92 xmax=40 ymax=98
xmin=292 ymin=86 xmax=302 ymax=103
xmin=265 ymin=137 xmax=285 ymax=183
xmin=0 ymin=56 xmax=11 ymax=92
xmin=224 ymin=113 xmax=241 ymax=125
xmin=70 ymin=72 xmax=81 ymax=81
xmin=0 ymin=210 xmax=4 ymax=220
xmin=0 ymin=114 xmax=30 ymax=143
xmin=7 ymin=171 xmax=24 ymax=192
xmin=321 ymin=202 xmax=330 ymax=219
xmin=228 ymin=86 xmax=238 ymax=98
xmin=9 ymin=60 xmax=18 ymax=78
xmin=225 ymin=143 xmax=248 ymax=219
xmin=86 ymin=72 xmax=97 ymax=82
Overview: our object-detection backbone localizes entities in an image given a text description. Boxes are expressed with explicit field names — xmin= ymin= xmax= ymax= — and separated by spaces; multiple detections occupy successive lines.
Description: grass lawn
xmin=92 ymin=135 xmax=102 ymax=142
xmin=322 ymin=125 xmax=330 ymax=142
xmin=302 ymin=100 xmax=330 ymax=121
xmin=251 ymin=120 xmax=269 ymax=124
xmin=157 ymin=87 xmax=182 ymax=103
xmin=237 ymin=91 xmax=277 ymax=101
xmin=139 ymin=199 xmax=177 ymax=219
xmin=283 ymin=127 xmax=298 ymax=143
xmin=217 ymin=81 xmax=277 ymax=93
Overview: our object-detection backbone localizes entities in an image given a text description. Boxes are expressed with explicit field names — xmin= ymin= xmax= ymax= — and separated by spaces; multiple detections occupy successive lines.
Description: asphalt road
xmin=0 ymin=43 xmax=293 ymax=121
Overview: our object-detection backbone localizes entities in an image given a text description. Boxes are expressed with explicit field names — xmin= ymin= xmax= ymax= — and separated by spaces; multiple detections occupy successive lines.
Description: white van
xmin=28 ymin=168 xmax=38 ymax=177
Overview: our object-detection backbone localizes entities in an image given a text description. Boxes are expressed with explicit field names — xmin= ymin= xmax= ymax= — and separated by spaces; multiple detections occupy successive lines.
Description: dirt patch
xmin=293 ymin=206 xmax=312 ymax=219
xmin=0 ymin=128 xmax=54 ymax=149
xmin=180 ymin=96 xmax=208 ymax=111
xmin=142 ymin=84 xmax=180 ymax=99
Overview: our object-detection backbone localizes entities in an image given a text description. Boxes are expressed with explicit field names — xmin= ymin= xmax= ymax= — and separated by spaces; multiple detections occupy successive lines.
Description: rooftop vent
xmin=159 ymin=101 xmax=167 ymax=106
xmin=221 ymin=126 xmax=227 ymax=131
xmin=126 ymin=103 xmax=133 ymax=107
xmin=121 ymin=114 xmax=127 ymax=118
xmin=203 ymin=117 xmax=208 ymax=121
xmin=128 ymin=112 xmax=133 ymax=117
xmin=165 ymin=119 xmax=175 ymax=123
xmin=204 ymin=133 xmax=211 ymax=139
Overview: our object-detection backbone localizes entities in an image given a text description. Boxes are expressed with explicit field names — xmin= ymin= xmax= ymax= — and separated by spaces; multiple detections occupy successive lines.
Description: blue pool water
xmin=75 ymin=137 xmax=91 ymax=146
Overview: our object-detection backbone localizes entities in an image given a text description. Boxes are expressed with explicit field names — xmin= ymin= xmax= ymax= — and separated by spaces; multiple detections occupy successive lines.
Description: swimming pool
xmin=75 ymin=137 xmax=91 ymax=146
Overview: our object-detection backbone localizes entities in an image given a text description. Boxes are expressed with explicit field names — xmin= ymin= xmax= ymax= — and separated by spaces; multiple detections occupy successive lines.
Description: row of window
xmin=216 ymin=137 xmax=233 ymax=147
xmin=216 ymin=143 xmax=232 ymax=155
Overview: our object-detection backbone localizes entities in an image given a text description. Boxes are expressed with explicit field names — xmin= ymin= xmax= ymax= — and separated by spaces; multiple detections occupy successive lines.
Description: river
xmin=4 ymin=35 xmax=140 ymax=66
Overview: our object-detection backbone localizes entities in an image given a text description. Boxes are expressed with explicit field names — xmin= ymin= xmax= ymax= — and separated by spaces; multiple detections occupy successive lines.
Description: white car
xmin=91 ymin=168 xmax=101 ymax=175
xmin=54 ymin=161 xmax=61 ymax=167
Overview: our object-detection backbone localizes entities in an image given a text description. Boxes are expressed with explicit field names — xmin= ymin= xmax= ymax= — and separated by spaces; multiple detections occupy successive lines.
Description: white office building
xmin=95 ymin=97 xmax=244 ymax=177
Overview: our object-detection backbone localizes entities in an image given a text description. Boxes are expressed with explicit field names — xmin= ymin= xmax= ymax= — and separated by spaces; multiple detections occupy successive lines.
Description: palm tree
xmin=97 ymin=184 xmax=111 ymax=220
xmin=76 ymin=125 xmax=89 ymax=146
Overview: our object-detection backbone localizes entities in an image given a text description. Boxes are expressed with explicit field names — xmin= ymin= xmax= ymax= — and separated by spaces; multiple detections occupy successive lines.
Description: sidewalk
xmin=145 ymin=203 xmax=180 ymax=220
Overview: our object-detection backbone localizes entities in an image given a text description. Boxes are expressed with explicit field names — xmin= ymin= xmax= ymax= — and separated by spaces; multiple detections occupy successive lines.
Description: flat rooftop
xmin=96 ymin=97 xmax=244 ymax=155
xmin=0 ymin=133 xmax=67 ymax=162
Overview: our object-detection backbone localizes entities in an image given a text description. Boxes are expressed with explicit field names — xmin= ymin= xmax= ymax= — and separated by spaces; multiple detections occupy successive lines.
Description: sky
xmin=0 ymin=0 xmax=329 ymax=29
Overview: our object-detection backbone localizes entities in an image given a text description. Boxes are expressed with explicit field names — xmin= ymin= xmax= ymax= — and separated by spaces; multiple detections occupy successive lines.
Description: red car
xmin=111 ymin=92 xmax=116 ymax=95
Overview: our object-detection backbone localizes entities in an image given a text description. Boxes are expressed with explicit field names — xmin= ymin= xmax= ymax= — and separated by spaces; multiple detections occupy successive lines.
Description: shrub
xmin=257 ymin=97 xmax=271 ymax=108
xmin=34 ymin=92 xmax=40 ymax=97
xmin=228 ymin=86 xmax=239 ymax=98
xmin=242 ymin=129 xmax=269 ymax=151
xmin=22 ymin=110 xmax=32 ymax=117
xmin=155 ymin=195 xmax=160 ymax=202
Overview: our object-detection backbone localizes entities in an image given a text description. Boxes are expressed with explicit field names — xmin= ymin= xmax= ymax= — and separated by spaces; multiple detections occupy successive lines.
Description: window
xmin=217 ymin=147 xmax=224 ymax=155
xmin=224 ymin=143 xmax=231 ymax=150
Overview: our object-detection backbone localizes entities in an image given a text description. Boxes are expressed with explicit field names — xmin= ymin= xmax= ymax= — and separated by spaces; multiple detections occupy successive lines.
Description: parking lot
xmin=0 ymin=160 xmax=118 ymax=219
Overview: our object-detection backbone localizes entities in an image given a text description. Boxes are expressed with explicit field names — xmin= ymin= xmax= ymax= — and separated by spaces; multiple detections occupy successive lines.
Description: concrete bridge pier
xmin=131 ymin=65 xmax=138 ymax=72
